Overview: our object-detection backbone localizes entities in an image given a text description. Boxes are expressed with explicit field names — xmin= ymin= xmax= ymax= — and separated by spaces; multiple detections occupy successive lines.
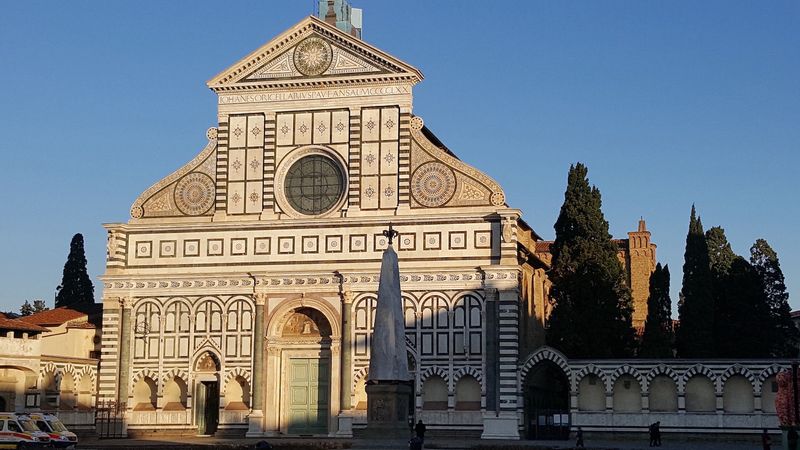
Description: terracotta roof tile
xmin=0 ymin=316 xmax=49 ymax=333
xmin=20 ymin=307 xmax=87 ymax=327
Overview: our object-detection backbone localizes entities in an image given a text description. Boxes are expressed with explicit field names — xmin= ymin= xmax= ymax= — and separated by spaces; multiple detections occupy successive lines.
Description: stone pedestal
xmin=245 ymin=409 xmax=263 ymax=437
xmin=481 ymin=412 xmax=520 ymax=440
xmin=363 ymin=383 xmax=413 ymax=439
xmin=335 ymin=411 xmax=354 ymax=437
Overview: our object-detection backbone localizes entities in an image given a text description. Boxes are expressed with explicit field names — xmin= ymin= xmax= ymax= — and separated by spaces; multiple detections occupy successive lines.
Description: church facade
xmin=97 ymin=14 xmax=785 ymax=440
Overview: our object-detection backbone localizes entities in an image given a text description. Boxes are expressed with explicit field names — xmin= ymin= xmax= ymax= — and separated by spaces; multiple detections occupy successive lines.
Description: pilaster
xmin=247 ymin=292 xmax=267 ymax=436
xmin=340 ymin=290 xmax=354 ymax=410
xmin=117 ymin=297 xmax=133 ymax=403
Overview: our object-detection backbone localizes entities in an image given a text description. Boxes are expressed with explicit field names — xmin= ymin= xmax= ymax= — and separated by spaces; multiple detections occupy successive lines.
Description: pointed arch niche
xmin=262 ymin=297 xmax=341 ymax=436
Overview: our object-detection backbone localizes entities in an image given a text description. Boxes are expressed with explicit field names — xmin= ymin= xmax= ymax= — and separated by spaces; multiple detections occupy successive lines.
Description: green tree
xmin=705 ymin=226 xmax=736 ymax=356
xmin=32 ymin=299 xmax=48 ymax=313
xmin=716 ymin=257 xmax=772 ymax=357
xmin=55 ymin=233 xmax=95 ymax=308
xmin=546 ymin=163 xmax=636 ymax=358
xmin=706 ymin=226 xmax=736 ymax=276
xmin=675 ymin=206 xmax=715 ymax=357
xmin=19 ymin=301 xmax=33 ymax=316
xmin=639 ymin=263 xmax=673 ymax=358
xmin=751 ymin=239 xmax=800 ymax=357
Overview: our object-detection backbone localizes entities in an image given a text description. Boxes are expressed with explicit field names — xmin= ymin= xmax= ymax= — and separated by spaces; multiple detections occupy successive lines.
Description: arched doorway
xmin=194 ymin=351 xmax=220 ymax=435
xmin=523 ymin=361 xmax=570 ymax=440
xmin=265 ymin=305 xmax=337 ymax=435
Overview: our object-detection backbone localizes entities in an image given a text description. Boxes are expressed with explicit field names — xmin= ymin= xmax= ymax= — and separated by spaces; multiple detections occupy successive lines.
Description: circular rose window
xmin=284 ymin=155 xmax=344 ymax=215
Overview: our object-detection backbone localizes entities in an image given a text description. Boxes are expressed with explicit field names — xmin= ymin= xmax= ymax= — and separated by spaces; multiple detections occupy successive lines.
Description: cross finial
xmin=382 ymin=223 xmax=399 ymax=245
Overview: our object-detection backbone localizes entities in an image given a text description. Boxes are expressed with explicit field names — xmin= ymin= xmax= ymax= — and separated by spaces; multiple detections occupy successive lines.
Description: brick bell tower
xmin=627 ymin=219 xmax=656 ymax=329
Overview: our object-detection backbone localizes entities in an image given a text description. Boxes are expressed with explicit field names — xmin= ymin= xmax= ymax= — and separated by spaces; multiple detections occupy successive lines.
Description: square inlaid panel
xmin=207 ymin=239 xmax=224 ymax=256
xmin=159 ymin=240 xmax=177 ymax=258
xmin=278 ymin=236 xmax=295 ymax=254
xmin=135 ymin=241 xmax=152 ymax=258
xmin=423 ymin=232 xmax=441 ymax=251
xmin=399 ymin=233 xmax=416 ymax=251
xmin=326 ymin=235 xmax=343 ymax=253
xmin=449 ymin=231 xmax=467 ymax=250
xmin=183 ymin=239 xmax=200 ymax=257
xmin=474 ymin=231 xmax=492 ymax=249
xmin=350 ymin=234 xmax=367 ymax=252
xmin=254 ymin=237 xmax=271 ymax=255
xmin=302 ymin=236 xmax=319 ymax=254
xmin=231 ymin=238 xmax=248 ymax=256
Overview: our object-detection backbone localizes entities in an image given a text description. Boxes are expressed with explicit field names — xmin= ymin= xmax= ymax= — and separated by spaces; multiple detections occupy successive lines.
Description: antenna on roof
xmin=316 ymin=0 xmax=362 ymax=39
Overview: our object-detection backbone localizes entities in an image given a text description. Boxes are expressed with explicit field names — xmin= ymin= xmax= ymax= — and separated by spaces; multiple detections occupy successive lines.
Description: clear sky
xmin=0 ymin=1 xmax=798 ymax=315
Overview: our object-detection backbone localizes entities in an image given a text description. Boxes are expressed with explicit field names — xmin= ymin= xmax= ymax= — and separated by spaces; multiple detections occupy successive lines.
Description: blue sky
xmin=0 ymin=1 xmax=798 ymax=315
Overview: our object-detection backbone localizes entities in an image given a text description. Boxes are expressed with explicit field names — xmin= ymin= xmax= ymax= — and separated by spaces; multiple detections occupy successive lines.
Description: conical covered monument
xmin=364 ymin=226 xmax=413 ymax=437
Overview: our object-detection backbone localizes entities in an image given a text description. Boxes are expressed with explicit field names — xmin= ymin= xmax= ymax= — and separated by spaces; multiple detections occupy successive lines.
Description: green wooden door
xmin=287 ymin=358 xmax=329 ymax=434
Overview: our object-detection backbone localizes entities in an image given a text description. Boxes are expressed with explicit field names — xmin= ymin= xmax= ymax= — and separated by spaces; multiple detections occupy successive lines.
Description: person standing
xmin=654 ymin=421 xmax=661 ymax=447
xmin=761 ymin=429 xmax=772 ymax=450
xmin=648 ymin=423 xmax=656 ymax=447
xmin=575 ymin=427 xmax=584 ymax=448
xmin=415 ymin=419 xmax=427 ymax=443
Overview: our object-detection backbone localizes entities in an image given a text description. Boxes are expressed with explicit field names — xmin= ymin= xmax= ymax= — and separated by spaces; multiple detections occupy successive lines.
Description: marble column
xmin=247 ymin=293 xmax=266 ymax=436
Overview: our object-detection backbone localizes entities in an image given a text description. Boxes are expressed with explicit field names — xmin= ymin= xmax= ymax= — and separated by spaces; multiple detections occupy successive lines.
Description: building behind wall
xmin=0 ymin=307 xmax=100 ymax=433
xmin=96 ymin=10 xmax=786 ymax=440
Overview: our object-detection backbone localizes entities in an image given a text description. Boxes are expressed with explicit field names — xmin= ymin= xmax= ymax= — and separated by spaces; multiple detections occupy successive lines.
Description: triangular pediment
xmin=207 ymin=16 xmax=422 ymax=91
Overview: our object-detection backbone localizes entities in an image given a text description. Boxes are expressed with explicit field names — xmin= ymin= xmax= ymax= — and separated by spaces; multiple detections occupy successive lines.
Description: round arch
xmin=265 ymin=296 xmax=341 ymax=340
xmin=262 ymin=296 xmax=342 ymax=436
xmin=521 ymin=355 xmax=570 ymax=441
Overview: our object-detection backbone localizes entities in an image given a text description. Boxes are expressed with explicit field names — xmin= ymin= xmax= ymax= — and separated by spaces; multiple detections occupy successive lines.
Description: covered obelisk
xmin=364 ymin=225 xmax=412 ymax=438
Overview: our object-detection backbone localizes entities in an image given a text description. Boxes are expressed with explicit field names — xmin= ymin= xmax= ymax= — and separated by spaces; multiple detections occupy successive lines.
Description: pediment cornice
xmin=207 ymin=16 xmax=422 ymax=92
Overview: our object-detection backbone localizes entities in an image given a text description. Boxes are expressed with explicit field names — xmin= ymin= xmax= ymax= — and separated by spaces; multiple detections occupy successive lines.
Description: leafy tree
xmin=55 ymin=233 xmax=95 ymax=308
xmin=639 ymin=264 xmax=673 ymax=358
xmin=546 ymin=163 xmax=636 ymax=358
xmin=751 ymin=239 xmax=800 ymax=357
xmin=19 ymin=301 xmax=33 ymax=317
xmin=675 ymin=206 xmax=715 ymax=357
xmin=715 ymin=257 xmax=772 ymax=357
xmin=32 ymin=299 xmax=48 ymax=313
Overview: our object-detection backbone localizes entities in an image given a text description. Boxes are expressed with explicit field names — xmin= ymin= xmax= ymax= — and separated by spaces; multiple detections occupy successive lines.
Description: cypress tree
xmin=750 ymin=239 xmax=800 ymax=357
xmin=55 ymin=233 xmax=95 ymax=308
xmin=706 ymin=226 xmax=736 ymax=276
xmin=546 ymin=163 xmax=636 ymax=358
xmin=639 ymin=264 xmax=673 ymax=358
xmin=705 ymin=226 xmax=736 ymax=356
xmin=675 ymin=206 xmax=715 ymax=358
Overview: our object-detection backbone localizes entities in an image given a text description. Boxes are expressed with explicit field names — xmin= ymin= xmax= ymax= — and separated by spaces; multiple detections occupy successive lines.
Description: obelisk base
xmin=363 ymin=382 xmax=413 ymax=439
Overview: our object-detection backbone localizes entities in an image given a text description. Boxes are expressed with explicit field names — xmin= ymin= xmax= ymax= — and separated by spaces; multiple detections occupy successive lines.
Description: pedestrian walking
xmin=575 ymin=426 xmax=584 ymax=448
xmin=648 ymin=422 xmax=656 ymax=447
xmin=761 ymin=428 xmax=772 ymax=450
